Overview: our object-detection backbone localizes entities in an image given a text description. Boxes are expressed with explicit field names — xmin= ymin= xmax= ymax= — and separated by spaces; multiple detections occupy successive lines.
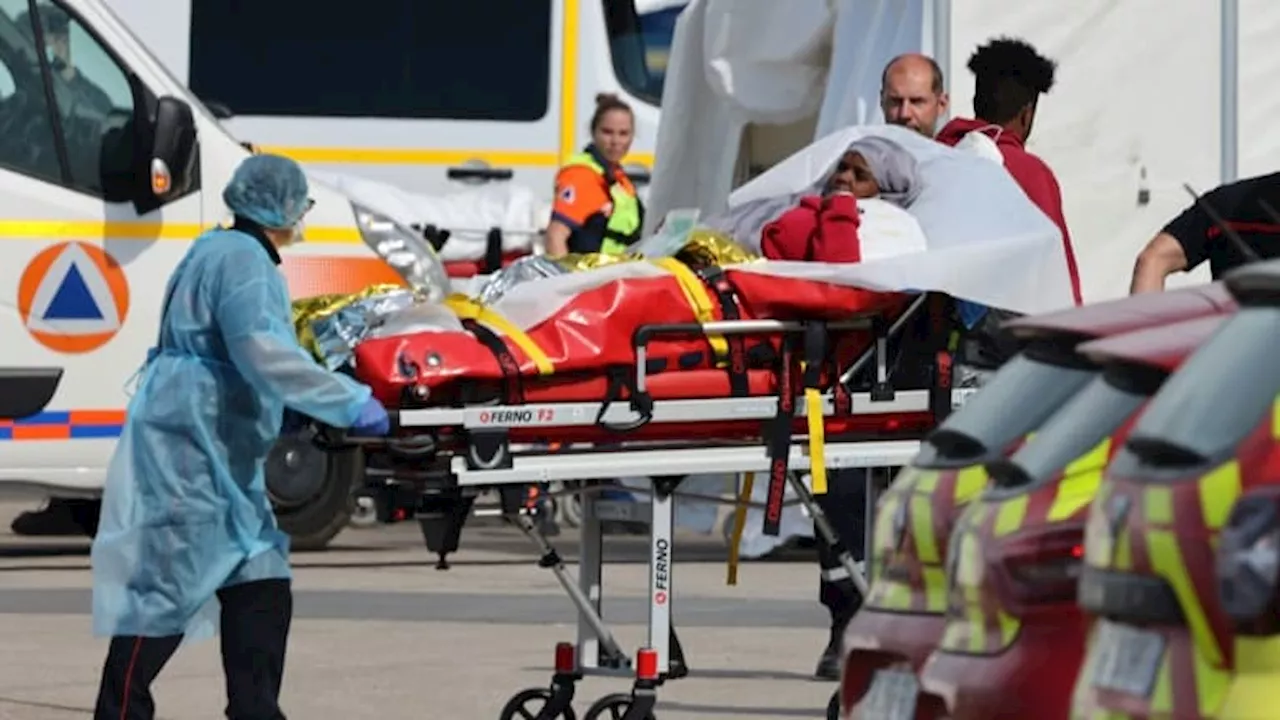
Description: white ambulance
xmin=0 ymin=0 xmax=687 ymax=549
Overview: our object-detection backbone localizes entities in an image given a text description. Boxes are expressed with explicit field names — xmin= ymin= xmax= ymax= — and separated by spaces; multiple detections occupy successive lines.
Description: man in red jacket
xmin=935 ymin=37 xmax=1083 ymax=305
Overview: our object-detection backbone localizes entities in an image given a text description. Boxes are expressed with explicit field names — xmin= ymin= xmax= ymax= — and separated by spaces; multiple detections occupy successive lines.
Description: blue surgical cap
xmin=222 ymin=154 xmax=310 ymax=229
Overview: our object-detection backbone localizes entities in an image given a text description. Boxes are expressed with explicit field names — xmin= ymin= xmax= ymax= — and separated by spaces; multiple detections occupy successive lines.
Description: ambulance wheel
xmin=499 ymin=688 xmax=577 ymax=720
xmin=555 ymin=481 xmax=583 ymax=529
xmin=583 ymin=694 xmax=654 ymax=720
xmin=267 ymin=431 xmax=362 ymax=551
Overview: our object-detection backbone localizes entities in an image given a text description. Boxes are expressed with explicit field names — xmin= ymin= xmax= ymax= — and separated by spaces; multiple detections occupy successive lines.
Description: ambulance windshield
xmin=918 ymin=342 xmax=1097 ymax=468
xmin=1122 ymin=307 xmax=1280 ymax=468
xmin=1003 ymin=366 xmax=1162 ymax=487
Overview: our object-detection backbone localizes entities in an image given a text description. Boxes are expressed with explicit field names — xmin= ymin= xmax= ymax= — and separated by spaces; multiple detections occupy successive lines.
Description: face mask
xmin=289 ymin=218 xmax=306 ymax=245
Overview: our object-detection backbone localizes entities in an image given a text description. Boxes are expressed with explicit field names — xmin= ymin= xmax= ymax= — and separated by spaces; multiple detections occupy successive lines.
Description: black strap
xmin=699 ymin=267 xmax=749 ymax=397
xmin=761 ymin=337 xmax=797 ymax=537
xmin=463 ymin=319 xmax=524 ymax=404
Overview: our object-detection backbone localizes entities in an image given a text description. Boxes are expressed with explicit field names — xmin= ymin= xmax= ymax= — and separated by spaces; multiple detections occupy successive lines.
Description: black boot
xmin=814 ymin=601 xmax=858 ymax=681
xmin=814 ymin=622 xmax=844 ymax=681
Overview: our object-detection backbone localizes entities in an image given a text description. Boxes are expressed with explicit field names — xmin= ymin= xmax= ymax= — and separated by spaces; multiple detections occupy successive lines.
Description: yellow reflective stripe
xmin=1147 ymin=529 xmax=1224 ymax=666
xmin=445 ymin=295 xmax=555 ymax=375
xmin=1144 ymin=486 xmax=1175 ymax=524
xmin=651 ymin=258 xmax=729 ymax=360
xmin=997 ymin=609 xmax=1020 ymax=647
xmin=1049 ymin=439 xmax=1111 ymax=521
xmin=0 ymin=219 xmax=364 ymax=243
xmin=911 ymin=495 xmax=940 ymax=563
xmin=805 ymin=389 xmax=828 ymax=494
xmin=1149 ymin=654 xmax=1174 ymax=714
xmin=1191 ymin=638 xmax=1231 ymax=715
xmin=921 ymin=566 xmax=948 ymax=612
xmin=726 ymin=472 xmax=754 ymax=586
xmin=994 ymin=494 xmax=1029 ymax=537
xmin=1049 ymin=469 xmax=1104 ymax=523
xmin=1198 ymin=461 xmax=1242 ymax=531
xmin=1273 ymin=395 xmax=1280 ymax=438
xmin=1221 ymin=637 xmax=1280 ymax=716
xmin=916 ymin=469 xmax=941 ymax=493
xmin=1112 ymin=525 xmax=1133 ymax=571
xmin=954 ymin=465 xmax=988 ymax=501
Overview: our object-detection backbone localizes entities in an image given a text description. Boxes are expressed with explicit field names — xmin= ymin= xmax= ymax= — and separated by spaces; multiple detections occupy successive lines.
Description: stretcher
xmin=296 ymin=122 xmax=1080 ymax=718
xmin=311 ymin=283 xmax=955 ymax=720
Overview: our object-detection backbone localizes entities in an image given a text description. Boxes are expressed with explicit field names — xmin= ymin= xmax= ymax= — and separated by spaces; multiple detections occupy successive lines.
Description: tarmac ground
xmin=0 ymin=501 xmax=839 ymax=720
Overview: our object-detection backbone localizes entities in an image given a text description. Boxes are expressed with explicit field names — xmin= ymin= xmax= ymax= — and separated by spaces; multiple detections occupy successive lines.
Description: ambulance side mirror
xmin=149 ymin=95 xmax=198 ymax=202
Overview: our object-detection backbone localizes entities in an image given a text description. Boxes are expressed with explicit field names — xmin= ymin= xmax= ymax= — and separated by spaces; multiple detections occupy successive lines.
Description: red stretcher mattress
xmin=352 ymin=262 xmax=928 ymax=442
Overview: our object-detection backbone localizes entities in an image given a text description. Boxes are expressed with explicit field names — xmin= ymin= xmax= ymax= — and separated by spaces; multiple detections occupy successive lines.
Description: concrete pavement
xmin=0 ymin=502 xmax=838 ymax=719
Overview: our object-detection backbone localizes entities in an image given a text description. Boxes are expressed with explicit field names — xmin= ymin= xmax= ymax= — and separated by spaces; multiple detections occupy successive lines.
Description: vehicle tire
xmin=266 ymin=431 xmax=363 ymax=552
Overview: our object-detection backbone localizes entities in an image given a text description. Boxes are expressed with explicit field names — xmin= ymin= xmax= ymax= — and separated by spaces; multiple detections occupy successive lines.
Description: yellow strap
xmin=445 ymin=294 xmax=555 ymax=376
xmin=727 ymin=472 xmax=755 ymax=586
xmin=650 ymin=258 xmax=730 ymax=362
xmin=806 ymin=387 xmax=828 ymax=494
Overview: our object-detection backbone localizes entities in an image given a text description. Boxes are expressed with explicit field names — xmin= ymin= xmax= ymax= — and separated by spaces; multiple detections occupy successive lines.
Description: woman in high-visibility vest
xmin=544 ymin=94 xmax=645 ymax=257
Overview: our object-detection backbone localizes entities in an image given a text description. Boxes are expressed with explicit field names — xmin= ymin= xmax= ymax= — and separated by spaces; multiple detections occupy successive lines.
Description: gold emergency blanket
xmin=291 ymin=230 xmax=759 ymax=368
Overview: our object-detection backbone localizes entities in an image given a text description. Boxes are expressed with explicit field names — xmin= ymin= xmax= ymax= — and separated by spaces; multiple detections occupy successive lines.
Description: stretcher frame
xmin=334 ymin=296 xmax=949 ymax=717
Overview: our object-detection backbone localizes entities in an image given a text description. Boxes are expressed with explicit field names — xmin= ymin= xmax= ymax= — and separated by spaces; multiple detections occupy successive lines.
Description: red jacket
xmin=936 ymin=117 xmax=1083 ymax=305
xmin=761 ymin=193 xmax=862 ymax=262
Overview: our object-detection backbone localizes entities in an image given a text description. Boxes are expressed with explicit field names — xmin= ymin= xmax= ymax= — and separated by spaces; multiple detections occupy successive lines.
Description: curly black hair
xmin=967 ymin=37 xmax=1057 ymax=124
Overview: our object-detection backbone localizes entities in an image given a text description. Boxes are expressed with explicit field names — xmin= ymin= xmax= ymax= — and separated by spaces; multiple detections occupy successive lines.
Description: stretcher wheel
xmin=499 ymin=687 xmax=577 ymax=720
xmin=582 ymin=694 xmax=655 ymax=720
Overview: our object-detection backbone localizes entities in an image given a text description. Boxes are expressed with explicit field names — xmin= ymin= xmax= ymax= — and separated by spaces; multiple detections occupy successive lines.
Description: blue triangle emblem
xmin=43 ymin=264 xmax=104 ymax=321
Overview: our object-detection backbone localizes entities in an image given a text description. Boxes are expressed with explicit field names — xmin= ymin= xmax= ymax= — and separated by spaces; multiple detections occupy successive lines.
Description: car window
xmin=1122 ymin=307 xmax=1280 ymax=465
xmin=44 ymin=3 xmax=135 ymax=195
xmin=189 ymin=0 xmax=552 ymax=122
xmin=916 ymin=347 xmax=1097 ymax=467
xmin=0 ymin=0 xmax=63 ymax=185
xmin=0 ymin=0 xmax=138 ymax=198
xmin=1004 ymin=368 xmax=1159 ymax=486
xmin=604 ymin=0 xmax=685 ymax=106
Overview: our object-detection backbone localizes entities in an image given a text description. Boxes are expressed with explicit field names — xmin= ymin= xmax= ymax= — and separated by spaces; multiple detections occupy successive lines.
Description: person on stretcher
xmin=760 ymin=136 xmax=923 ymax=263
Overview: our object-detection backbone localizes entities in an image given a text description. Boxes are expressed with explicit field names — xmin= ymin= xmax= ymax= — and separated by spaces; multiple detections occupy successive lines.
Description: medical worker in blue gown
xmin=91 ymin=154 xmax=391 ymax=720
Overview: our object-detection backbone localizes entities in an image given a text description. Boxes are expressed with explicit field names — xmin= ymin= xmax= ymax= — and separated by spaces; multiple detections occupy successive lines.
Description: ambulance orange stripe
xmin=12 ymin=425 xmax=71 ymax=440
xmin=68 ymin=410 xmax=128 ymax=425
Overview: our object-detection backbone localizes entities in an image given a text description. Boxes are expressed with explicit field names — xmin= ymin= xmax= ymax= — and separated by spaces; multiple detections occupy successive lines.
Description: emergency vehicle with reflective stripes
xmin=840 ymin=284 xmax=1239 ymax=720
xmin=0 ymin=0 xmax=443 ymax=548
xmin=1071 ymin=264 xmax=1280 ymax=719
xmin=919 ymin=311 xmax=1231 ymax=720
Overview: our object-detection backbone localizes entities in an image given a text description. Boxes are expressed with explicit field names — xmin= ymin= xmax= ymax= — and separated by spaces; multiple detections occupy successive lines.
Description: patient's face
xmin=827 ymin=152 xmax=880 ymax=199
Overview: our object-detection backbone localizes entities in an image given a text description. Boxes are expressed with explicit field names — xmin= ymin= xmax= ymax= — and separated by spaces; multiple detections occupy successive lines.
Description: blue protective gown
xmin=91 ymin=227 xmax=372 ymax=639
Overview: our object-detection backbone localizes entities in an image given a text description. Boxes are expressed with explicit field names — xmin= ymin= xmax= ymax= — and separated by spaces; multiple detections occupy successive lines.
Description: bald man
xmin=880 ymin=53 xmax=949 ymax=137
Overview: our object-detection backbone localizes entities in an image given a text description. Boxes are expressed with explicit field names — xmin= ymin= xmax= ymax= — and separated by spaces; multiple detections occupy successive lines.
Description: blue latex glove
xmin=350 ymin=397 xmax=391 ymax=437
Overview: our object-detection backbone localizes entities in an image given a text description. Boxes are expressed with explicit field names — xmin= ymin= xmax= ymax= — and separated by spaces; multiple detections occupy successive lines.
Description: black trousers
xmin=94 ymin=578 xmax=292 ymax=720
xmin=814 ymin=468 xmax=871 ymax=625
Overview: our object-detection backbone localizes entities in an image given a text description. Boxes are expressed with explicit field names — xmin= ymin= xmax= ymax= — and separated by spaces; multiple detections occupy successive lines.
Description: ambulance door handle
xmin=447 ymin=160 xmax=513 ymax=184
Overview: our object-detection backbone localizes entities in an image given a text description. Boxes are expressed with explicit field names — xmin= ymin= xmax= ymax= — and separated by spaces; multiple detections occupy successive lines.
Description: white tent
xmin=648 ymin=0 xmax=1272 ymax=304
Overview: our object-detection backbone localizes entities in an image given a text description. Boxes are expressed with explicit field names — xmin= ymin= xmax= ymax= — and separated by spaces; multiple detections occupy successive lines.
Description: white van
xmin=0 ymin=0 xmax=454 ymax=546
xmin=104 ymin=0 xmax=686 ymax=201
xmin=0 ymin=0 xmax=691 ymax=549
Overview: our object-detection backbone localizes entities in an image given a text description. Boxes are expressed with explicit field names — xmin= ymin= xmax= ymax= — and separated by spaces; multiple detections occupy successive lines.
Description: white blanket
xmin=309 ymin=170 xmax=549 ymax=263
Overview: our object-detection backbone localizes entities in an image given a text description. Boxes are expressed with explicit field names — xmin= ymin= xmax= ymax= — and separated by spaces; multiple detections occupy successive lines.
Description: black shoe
xmin=814 ymin=615 xmax=850 ymax=681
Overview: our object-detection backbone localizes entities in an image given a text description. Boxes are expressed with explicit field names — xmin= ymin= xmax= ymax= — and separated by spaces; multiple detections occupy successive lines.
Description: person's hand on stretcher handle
xmin=282 ymin=397 xmax=391 ymax=438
